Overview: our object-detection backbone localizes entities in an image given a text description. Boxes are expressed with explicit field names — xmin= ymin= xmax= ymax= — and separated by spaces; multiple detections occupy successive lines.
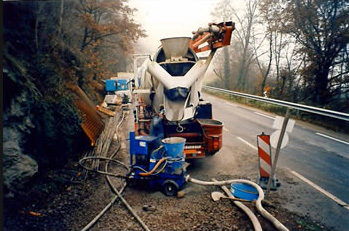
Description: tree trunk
xmin=223 ymin=47 xmax=231 ymax=89
xmin=315 ymin=65 xmax=330 ymax=104
xmin=58 ymin=0 xmax=64 ymax=38
xmin=81 ymin=27 xmax=88 ymax=52
xmin=261 ymin=33 xmax=273 ymax=94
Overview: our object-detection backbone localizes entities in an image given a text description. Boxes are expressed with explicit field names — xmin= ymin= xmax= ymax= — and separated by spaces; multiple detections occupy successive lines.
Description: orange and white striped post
xmin=257 ymin=133 xmax=280 ymax=190
xmin=257 ymin=133 xmax=272 ymax=178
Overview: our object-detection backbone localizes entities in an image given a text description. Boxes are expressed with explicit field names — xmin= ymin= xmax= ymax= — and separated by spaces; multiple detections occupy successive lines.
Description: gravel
xmin=3 ymin=114 xmax=333 ymax=231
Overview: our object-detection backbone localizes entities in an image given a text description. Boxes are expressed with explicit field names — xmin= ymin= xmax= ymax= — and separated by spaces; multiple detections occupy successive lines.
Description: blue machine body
xmin=106 ymin=79 xmax=117 ymax=92
xmin=106 ymin=79 xmax=129 ymax=92
xmin=128 ymin=132 xmax=186 ymax=196
xmin=134 ymin=135 xmax=158 ymax=155
xmin=116 ymin=79 xmax=128 ymax=91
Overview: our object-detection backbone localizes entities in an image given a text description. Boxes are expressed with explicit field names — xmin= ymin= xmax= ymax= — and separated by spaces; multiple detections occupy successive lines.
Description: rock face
xmin=3 ymin=125 xmax=38 ymax=198
xmin=3 ymin=53 xmax=83 ymax=199
xmin=3 ymin=59 xmax=39 ymax=198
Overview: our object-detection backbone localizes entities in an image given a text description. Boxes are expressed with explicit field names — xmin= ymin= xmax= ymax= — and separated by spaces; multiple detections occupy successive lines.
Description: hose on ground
xmin=81 ymin=110 xmax=150 ymax=231
xmin=212 ymin=178 xmax=262 ymax=231
xmin=78 ymin=156 xmax=129 ymax=178
xmin=105 ymin=116 xmax=151 ymax=231
xmin=80 ymin=182 xmax=127 ymax=231
xmin=187 ymin=177 xmax=289 ymax=231
xmin=80 ymin=136 xmax=125 ymax=231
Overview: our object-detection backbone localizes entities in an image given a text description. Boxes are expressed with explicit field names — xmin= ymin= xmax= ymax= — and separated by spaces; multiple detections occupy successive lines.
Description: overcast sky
xmin=129 ymin=0 xmax=221 ymax=53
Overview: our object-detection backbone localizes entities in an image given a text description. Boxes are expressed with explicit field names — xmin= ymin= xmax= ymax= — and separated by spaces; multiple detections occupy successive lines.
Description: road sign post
xmin=266 ymin=108 xmax=291 ymax=197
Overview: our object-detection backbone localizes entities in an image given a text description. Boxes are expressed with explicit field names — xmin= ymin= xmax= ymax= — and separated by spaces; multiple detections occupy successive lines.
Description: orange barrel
xmin=197 ymin=119 xmax=223 ymax=154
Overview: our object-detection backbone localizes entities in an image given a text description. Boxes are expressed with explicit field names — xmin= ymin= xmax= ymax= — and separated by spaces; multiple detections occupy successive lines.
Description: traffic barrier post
xmin=257 ymin=133 xmax=280 ymax=190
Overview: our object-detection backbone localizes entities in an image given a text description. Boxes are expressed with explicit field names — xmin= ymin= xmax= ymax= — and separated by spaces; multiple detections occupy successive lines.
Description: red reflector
xmin=214 ymin=140 xmax=219 ymax=149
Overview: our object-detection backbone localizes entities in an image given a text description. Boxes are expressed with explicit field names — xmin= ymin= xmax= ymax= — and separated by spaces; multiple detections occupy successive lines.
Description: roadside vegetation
xmin=3 ymin=0 xmax=146 ymax=200
xmin=210 ymin=0 xmax=349 ymax=115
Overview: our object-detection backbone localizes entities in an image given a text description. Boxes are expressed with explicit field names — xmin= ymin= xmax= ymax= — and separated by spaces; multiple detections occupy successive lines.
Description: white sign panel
xmin=270 ymin=130 xmax=289 ymax=149
xmin=272 ymin=116 xmax=295 ymax=133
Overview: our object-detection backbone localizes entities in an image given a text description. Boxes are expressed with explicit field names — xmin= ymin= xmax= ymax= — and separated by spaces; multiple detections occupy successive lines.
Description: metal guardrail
xmin=204 ymin=85 xmax=349 ymax=196
xmin=204 ymin=86 xmax=349 ymax=122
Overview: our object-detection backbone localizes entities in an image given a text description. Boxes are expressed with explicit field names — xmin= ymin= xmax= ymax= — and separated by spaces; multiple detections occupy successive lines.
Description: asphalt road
xmin=195 ymin=93 xmax=349 ymax=230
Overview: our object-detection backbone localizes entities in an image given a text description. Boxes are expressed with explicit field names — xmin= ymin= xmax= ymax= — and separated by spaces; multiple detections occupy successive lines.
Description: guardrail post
xmin=266 ymin=108 xmax=291 ymax=198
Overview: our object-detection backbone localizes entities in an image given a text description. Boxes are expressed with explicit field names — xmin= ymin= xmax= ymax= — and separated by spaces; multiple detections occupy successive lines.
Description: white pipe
xmin=187 ymin=177 xmax=289 ymax=231
xmin=212 ymin=178 xmax=262 ymax=231
xmin=147 ymin=61 xmax=207 ymax=89
xmin=147 ymin=61 xmax=173 ymax=89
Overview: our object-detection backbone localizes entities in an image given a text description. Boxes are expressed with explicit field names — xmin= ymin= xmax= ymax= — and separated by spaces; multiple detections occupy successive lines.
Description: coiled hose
xmin=80 ymin=110 xmax=150 ymax=231
xmin=80 ymin=140 xmax=128 ymax=231
xmin=187 ymin=177 xmax=289 ymax=231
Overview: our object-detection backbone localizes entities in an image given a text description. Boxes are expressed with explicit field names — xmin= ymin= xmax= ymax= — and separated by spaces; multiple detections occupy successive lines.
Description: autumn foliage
xmin=3 ymin=0 xmax=146 ymax=170
xmin=211 ymin=0 xmax=348 ymax=113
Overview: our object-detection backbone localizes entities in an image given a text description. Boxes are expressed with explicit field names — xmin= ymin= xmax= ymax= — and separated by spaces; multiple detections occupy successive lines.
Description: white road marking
xmin=254 ymin=112 xmax=274 ymax=119
xmin=315 ymin=133 xmax=349 ymax=145
xmin=290 ymin=170 xmax=349 ymax=210
xmin=225 ymin=102 xmax=237 ymax=107
xmin=223 ymin=127 xmax=229 ymax=132
xmin=237 ymin=137 xmax=257 ymax=150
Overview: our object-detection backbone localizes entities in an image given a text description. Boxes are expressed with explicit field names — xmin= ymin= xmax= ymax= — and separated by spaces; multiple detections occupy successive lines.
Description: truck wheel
xmin=162 ymin=180 xmax=179 ymax=197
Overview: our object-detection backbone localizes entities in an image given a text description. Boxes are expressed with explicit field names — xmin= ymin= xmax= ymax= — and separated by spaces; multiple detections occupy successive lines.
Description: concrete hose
xmin=81 ymin=111 xmax=150 ymax=231
xmin=212 ymin=178 xmax=262 ymax=231
xmin=187 ymin=177 xmax=289 ymax=231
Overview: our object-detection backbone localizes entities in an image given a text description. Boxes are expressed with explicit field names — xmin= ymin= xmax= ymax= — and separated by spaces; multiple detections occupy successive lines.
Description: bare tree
xmin=282 ymin=0 xmax=349 ymax=104
xmin=231 ymin=0 xmax=260 ymax=91
xmin=212 ymin=0 xmax=261 ymax=93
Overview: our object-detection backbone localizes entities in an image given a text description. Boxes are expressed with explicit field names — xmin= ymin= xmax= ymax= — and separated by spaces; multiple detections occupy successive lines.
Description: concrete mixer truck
xmin=132 ymin=22 xmax=235 ymax=159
